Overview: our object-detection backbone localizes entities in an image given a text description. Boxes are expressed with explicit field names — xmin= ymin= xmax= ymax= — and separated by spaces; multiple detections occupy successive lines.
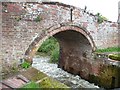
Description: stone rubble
xmin=32 ymin=56 xmax=99 ymax=88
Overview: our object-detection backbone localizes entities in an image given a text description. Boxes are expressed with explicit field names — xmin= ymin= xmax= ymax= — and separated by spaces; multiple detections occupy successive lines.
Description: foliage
xmin=96 ymin=13 xmax=108 ymax=24
xmin=21 ymin=61 xmax=31 ymax=69
xmin=38 ymin=37 xmax=59 ymax=63
xmin=38 ymin=37 xmax=57 ymax=54
xmin=19 ymin=81 xmax=39 ymax=89
xmin=35 ymin=16 xmax=42 ymax=22
xmin=108 ymin=54 xmax=120 ymax=61
xmin=50 ymin=47 xmax=59 ymax=63
xmin=95 ymin=47 xmax=120 ymax=53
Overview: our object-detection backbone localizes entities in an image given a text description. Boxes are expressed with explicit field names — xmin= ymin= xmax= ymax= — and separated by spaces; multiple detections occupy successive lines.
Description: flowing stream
xmin=32 ymin=56 xmax=99 ymax=88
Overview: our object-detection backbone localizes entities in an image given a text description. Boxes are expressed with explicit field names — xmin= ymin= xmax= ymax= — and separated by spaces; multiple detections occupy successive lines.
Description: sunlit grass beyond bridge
xmin=95 ymin=47 xmax=120 ymax=53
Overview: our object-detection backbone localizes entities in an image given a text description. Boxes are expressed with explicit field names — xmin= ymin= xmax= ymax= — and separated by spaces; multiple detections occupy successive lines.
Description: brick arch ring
xmin=24 ymin=25 xmax=96 ymax=63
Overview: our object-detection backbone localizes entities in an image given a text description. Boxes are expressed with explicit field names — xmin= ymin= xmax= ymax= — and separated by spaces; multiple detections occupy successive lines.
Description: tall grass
xmin=38 ymin=37 xmax=59 ymax=63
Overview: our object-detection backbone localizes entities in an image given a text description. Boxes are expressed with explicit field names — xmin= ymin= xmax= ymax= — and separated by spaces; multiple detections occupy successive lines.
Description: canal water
xmin=32 ymin=56 xmax=99 ymax=88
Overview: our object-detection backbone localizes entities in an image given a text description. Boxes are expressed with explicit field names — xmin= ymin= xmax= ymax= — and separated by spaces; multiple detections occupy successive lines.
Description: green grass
xmin=19 ymin=81 xmax=39 ymax=90
xmin=95 ymin=47 xmax=120 ymax=53
xmin=38 ymin=37 xmax=59 ymax=63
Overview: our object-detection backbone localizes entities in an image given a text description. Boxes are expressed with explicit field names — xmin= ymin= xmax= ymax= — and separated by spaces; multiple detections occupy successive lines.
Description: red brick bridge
xmin=1 ymin=1 xmax=119 ymax=88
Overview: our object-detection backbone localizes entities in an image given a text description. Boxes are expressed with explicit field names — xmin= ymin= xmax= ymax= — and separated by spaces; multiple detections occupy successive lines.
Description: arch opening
xmin=37 ymin=36 xmax=60 ymax=64
xmin=24 ymin=25 xmax=96 ymax=79
xmin=53 ymin=30 xmax=93 ymax=75
xmin=24 ymin=26 xmax=95 ymax=66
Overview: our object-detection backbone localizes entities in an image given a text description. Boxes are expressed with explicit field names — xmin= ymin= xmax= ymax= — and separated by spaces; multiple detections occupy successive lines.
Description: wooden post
xmin=70 ymin=7 xmax=73 ymax=22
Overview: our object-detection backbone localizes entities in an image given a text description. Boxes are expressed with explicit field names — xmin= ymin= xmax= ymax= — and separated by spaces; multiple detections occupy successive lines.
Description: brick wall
xmin=1 ymin=2 xmax=118 ymax=65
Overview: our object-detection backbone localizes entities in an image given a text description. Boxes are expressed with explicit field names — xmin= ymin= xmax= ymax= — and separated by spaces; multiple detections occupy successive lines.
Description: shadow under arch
xmin=24 ymin=25 xmax=96 ymax=63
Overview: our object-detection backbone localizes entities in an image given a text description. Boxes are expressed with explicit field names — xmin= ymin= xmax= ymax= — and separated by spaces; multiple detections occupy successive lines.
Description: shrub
xmin=21 ymin=61 xmax=31 ymax=69
xmin=38 ymin=37 xmax=59 ymax=54
xmin=38 ymin=37 xmax=59 ymax=63
xmin=50 ymin=47 xmax=59 ymax=63
xmin=96 ymin=13 xmax=108 ymax=24
xmin=97 ymin=14 xmax=103 ymax=24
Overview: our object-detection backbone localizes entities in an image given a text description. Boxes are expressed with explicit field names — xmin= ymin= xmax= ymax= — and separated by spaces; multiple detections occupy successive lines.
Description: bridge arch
xmin=25 ymin=25 xmax=96 ymax=63
xmin=1 ymin=2 xmax=119 ymax=88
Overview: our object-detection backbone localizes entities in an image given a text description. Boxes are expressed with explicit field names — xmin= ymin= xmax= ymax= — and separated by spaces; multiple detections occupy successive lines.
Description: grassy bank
xmin=95 ymin=47 xmax=120 ymax=53
xmin=95 ymin=47 xmax=120 ymax=61
xmin=37 ymin=37 xmax=59 ymax=63
xmin=21 ymin=81 xmax=39 ymax=89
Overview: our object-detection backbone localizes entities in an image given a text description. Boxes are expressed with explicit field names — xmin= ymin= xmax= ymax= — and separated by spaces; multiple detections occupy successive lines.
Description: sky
xmin=51 ymin=0 xmax=119 ymax=22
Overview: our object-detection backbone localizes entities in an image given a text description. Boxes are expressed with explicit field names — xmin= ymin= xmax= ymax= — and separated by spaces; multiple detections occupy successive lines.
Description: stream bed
xmin=32 ymin=56 xmax=100 ymax=88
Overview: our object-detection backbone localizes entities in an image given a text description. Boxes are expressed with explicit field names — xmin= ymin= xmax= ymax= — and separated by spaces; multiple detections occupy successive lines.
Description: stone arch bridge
xmin=1 ymin=1 xmax=119 ymax=88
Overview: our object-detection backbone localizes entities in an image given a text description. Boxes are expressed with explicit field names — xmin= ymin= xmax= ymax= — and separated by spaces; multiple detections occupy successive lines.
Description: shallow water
xmin=32 ymin=56 xmax=99 ymax=88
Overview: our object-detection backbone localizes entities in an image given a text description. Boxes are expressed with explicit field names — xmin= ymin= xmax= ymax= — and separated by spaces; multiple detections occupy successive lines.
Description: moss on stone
xmin=108 ymin=54 xmax=120 ymax=61
xmin=99 ymin=67 xmax=113 ymax=88
xmin=21 ymin=67 xmax=69 ymax=88
xmin=39 ymin=77 xmax=69 ymax=88
xmin=31 ymin=71 xmax=47 ymax=81
xmin=15 ymin=16 xmax=21 ymax=21
xmin=89 ymin=65 xmax=120 ymax=88
xmin=34 ymin=16 xmax=42 ymax=22
xmin=21 ymin=67 xmax=47 ymax=81
xmin=89 ymin=74 xmax=99 ymax=85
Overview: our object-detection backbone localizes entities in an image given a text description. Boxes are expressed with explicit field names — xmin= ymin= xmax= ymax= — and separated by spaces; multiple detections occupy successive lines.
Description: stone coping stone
xmin=2 ymin=76 xmax=26 ymax=88
xmin=20 ymin=67 xmax=48 ymax=81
